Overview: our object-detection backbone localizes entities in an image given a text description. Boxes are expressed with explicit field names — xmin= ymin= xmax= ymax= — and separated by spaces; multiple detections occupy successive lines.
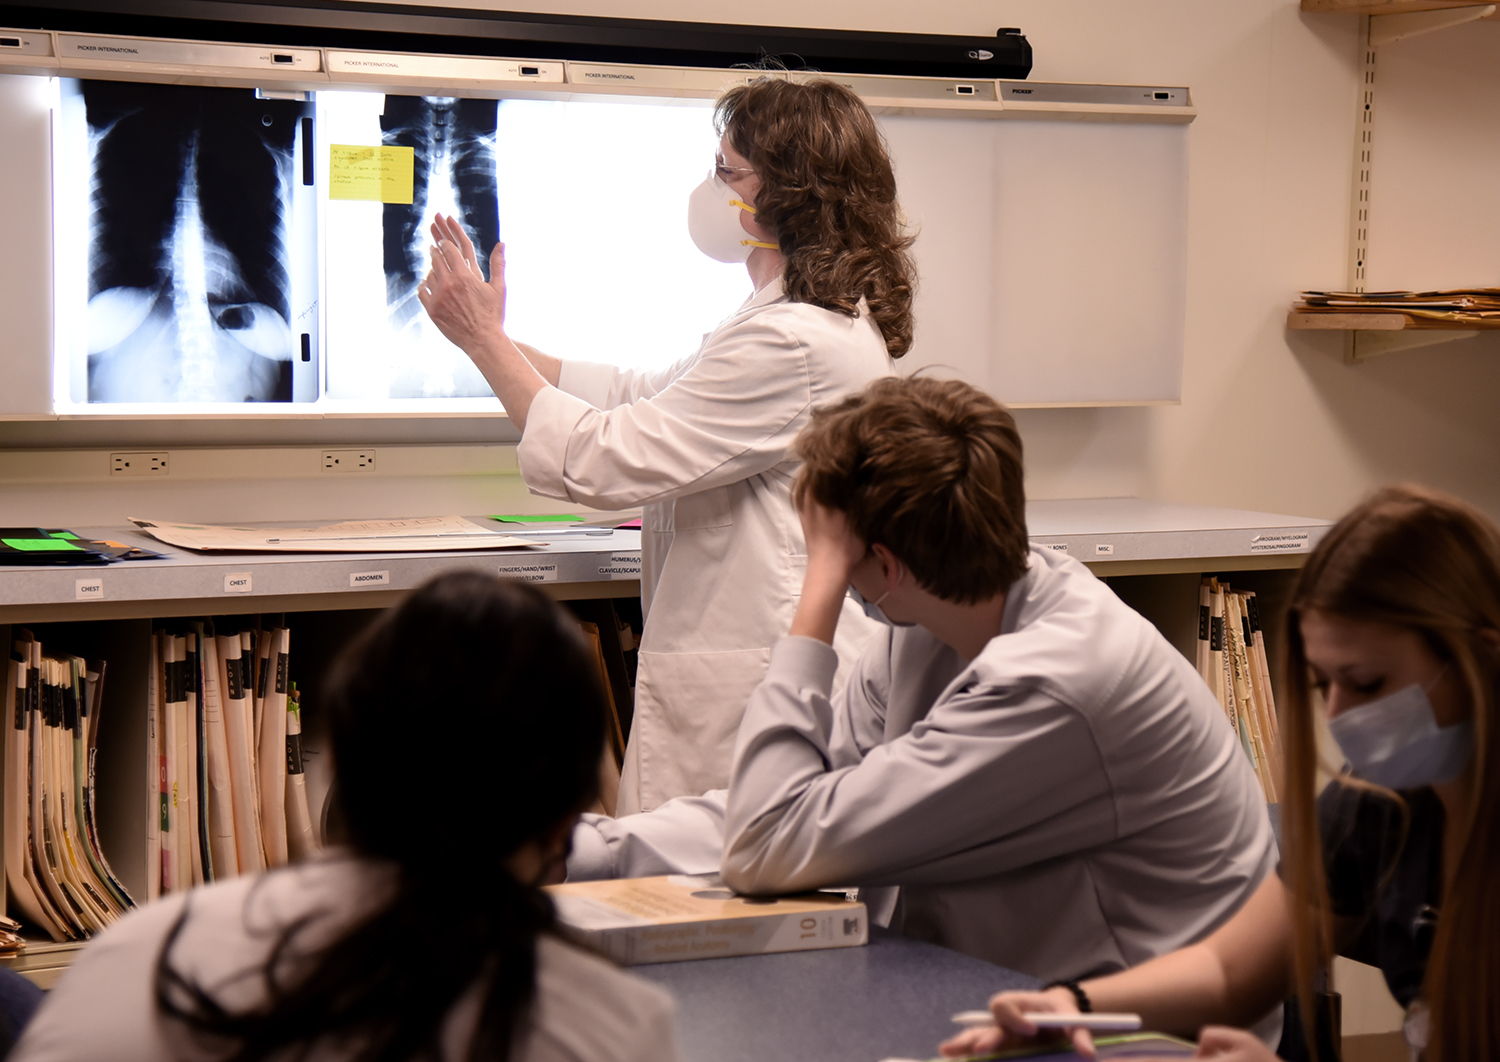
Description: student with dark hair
xmin=12 ymin=573 xmax=682 ymax=1062
xmin=944 ymin=485 xmax=1500 ymax=1062
xmin=568 ymin=376 xmax=1276 ymax=1000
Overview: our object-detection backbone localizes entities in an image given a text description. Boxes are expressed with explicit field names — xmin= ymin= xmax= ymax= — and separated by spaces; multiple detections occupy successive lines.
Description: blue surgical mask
xmin=1327 ymin=671 xmax=1472 ymax=789
xmin=848 ymin=585 xmax=914 ymax=628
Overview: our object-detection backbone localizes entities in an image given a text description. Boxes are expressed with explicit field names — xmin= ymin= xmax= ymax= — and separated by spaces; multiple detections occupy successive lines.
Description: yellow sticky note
xmin=328 ymin=144 xmax=415 ymax=204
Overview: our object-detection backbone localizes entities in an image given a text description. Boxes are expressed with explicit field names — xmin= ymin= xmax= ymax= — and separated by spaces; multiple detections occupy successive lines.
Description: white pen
xmin=950 ymin=1010 xmax=1142 ymax=1031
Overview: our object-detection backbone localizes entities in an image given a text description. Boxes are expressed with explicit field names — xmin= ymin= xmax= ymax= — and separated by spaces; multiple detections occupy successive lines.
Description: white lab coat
xmin=517 ymin=277 xmax=890 ymax=812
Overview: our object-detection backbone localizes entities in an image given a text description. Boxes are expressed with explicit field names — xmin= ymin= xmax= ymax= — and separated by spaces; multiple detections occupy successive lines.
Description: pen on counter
xmin=949 ymin=1011 xmax=1142 ymax=1031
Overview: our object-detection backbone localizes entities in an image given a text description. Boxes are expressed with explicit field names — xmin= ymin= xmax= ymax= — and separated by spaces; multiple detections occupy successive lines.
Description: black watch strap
xmin=1043 ymin=979 xmax=1093 ymax=1014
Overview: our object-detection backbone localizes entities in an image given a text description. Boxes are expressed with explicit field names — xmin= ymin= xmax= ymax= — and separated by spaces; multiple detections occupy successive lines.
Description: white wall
xmin=4 ymin=0 xmax=1498 ymax=530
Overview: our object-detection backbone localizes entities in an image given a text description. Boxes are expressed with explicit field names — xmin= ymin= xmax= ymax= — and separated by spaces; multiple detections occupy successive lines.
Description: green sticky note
xmin=3 ymin=537 xmax=83 ymax=552
xmin=49 ymin=531 xmax=81 ymax=540
xmin=491 ymin=514 xmax=586 ymax=524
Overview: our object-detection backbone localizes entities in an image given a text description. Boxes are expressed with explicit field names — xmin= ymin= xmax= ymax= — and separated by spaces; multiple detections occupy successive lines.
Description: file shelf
xmin=0 ymin=500 xmax=1330 ymax=985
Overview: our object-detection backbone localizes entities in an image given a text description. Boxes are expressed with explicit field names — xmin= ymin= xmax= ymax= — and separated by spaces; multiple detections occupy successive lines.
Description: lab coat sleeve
xmin=557 ymin=352 xmax=695 ymax=410
xmin=566 ymin=791 xmax=728 ymax=881
xmin=517 ymin=315 xmax=813 ymax=508
xmin=720 ymin=636 xmax=1116 ymax=895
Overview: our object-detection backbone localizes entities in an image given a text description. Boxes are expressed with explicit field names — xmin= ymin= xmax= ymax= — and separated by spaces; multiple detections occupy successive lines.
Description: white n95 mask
xmin=848 ymin=585 xmax=915 ymax=628
xmin=687 ymin=173 xmax=777 ymax=263
xmin=1326 ymin=672 xmax=1473 ymax=789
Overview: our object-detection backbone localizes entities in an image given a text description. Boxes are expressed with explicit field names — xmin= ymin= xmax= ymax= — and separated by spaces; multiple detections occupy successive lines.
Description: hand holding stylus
xmin=938 ymin=989 xmax=1098 ymax=1059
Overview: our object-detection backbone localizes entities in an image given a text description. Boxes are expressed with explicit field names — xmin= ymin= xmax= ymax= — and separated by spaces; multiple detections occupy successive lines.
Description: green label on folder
xmin=49 ymin=531 xmax=81 ymax=540
xmin=3 ymin=537 xmax=83 ymax=552
xmin=491 ymin=514 xmax=585 ymax=523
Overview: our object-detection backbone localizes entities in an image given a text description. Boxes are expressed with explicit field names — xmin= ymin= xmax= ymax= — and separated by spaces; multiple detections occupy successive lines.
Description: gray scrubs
xmin=571 ymin=547 xmax=1277 ymax=985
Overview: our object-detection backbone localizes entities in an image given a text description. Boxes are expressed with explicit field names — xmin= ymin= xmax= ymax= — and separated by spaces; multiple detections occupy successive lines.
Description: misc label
xmin=1038 ymin=542 xmax=1069 ymax=554
xmin=496 ymin=561 xmax=559 ymax=584
xmin=74 ymin=578 xmax=104 ymax=601
xmin=1094 ymin=543 xmax=1115 ymax=556
xmin=224 ymin=572 xmax=253 ymax=593
xmin=349 ymin=570 xmax=390 ymax=587
xmin=600 ymin=552 xmax=643 ymax=580
xmin=1249 ymin=532 xmax=1311 ymax=553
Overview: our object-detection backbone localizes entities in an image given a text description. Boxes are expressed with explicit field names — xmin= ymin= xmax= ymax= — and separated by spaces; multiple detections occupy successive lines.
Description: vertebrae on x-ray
xmin=381 ymin=96 xmax=500 ymax=331
xmin=82 ymin=84 xmax=302 ymax=403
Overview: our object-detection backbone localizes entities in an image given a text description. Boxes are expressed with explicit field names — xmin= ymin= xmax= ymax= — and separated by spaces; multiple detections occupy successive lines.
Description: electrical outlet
xmin=321 ymin=449 xmax=376 ymax=473
xmin=110 ymin=452 xmax=169 ymax=476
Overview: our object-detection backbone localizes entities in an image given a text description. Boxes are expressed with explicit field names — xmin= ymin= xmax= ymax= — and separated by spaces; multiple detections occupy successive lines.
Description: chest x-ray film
xmin=320 ymin=93 xmax=749 ymax=401
xmin=55 ymin=80 xmax=318 ymax=404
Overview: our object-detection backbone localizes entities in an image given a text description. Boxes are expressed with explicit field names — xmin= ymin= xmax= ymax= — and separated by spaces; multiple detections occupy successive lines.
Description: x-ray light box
xmin=0 ymin=67 xmax=1190 ymax=418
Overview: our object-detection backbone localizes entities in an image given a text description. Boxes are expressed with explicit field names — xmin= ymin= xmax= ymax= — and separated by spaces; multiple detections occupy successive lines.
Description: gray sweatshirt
xmin=570 ymin=547 xmax=1276 ymax=983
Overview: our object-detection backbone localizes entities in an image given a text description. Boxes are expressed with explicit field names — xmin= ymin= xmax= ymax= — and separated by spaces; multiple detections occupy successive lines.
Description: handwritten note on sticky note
xmin=328 ymin=145 xmax=415 ymax=204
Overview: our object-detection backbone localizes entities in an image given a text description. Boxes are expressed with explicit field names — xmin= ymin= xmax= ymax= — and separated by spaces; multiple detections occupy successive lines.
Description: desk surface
xmin=634 ymin=930 xmax=1036 ymax=1062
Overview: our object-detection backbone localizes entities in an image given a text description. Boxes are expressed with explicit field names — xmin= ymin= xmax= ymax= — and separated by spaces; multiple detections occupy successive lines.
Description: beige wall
xmin=4 ymin=0 xmax=1496 ymax=529
xmin=374 ymin=0 xmax=1500 ymax=522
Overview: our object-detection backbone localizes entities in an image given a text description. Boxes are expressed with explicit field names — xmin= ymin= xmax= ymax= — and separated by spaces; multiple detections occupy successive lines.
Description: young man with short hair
xmin=570 ymin=376 xmax=1275 ymax=989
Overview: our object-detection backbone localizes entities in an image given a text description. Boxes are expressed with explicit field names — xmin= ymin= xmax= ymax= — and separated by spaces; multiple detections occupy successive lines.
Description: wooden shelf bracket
xmin=1369 ymin=4 xmax=1495 ymax=45
xmin=1347 ymin=327 xmax=1480 ymax=362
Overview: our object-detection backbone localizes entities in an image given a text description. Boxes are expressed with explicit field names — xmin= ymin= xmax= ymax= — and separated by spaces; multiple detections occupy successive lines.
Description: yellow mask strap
xmin=729 ymin=199 xmax=775 ymax=249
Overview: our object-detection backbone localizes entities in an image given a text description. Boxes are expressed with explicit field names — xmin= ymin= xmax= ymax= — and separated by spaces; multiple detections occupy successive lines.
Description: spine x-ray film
xmin=62 ymin=80 xmax=317 ymax=403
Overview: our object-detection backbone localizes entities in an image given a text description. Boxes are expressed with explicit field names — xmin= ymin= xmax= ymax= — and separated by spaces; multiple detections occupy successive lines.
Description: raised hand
xmin=417 ymin=214 xmax=507 ymax=353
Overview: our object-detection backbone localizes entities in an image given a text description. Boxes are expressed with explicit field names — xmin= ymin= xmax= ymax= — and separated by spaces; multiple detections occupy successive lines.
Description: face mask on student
xmin=848 ymin=566 xmax=917 ymax=629
xmin=687 ymin=173 xmax=777 ymax=263
xmin=1326 ymin=669 xmax=1472 ymax=789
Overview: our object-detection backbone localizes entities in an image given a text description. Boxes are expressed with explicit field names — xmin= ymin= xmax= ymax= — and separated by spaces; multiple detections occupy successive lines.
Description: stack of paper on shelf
xmin=129 ymin=515 xmax=534 ymax=553
xmin=546 ymin=875 xmax=867 ymax=965
xmin=1294 ymin=288 xmax=1500 ymax=322
xmin=6 ymin=631 xmax=133 ymax=943
xmin=1195 ymin=579 xmax=1281 ymax=803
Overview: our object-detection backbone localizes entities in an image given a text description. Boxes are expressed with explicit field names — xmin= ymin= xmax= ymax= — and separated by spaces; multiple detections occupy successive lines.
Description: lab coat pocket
xmin=631 ymin=647 xmax=772 ymax=811
xmin=668 ymin=484 xmax=735 ymax=530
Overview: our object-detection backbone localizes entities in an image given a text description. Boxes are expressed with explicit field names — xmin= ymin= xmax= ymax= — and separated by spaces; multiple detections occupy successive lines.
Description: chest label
xmin=224 ymin=572 xmax=253 ymax=593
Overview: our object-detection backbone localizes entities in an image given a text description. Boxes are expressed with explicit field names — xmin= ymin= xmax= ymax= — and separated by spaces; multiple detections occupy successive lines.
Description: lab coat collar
xmin=741 ymin=272 xmax=789 ymax=313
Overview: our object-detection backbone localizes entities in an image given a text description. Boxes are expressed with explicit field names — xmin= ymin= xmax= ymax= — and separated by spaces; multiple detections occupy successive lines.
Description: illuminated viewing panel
xmin=0 ymin=65 xmax=1193 ymax=419
xmin=51 ymin=82 xmax=752 ymax=412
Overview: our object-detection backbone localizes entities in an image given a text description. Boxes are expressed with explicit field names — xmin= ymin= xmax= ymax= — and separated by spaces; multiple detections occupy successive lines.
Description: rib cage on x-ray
xmin=381 ymin=97 xmax=500 ymax=334
xmin=78 ymin=81 xmax=312 ymax=403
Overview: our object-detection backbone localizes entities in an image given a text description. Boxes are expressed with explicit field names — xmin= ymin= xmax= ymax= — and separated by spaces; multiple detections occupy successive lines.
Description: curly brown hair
xmin=716 ymin=78 xmax=917 ymax=359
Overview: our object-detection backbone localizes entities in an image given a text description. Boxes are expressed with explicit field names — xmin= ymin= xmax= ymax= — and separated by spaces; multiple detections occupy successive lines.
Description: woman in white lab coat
xmin=420 ymin=78 xmax=915 ymax=813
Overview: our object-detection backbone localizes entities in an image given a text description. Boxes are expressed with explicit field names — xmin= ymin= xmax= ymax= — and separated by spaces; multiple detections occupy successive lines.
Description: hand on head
xmin=938 ymin=989 xmax=1095 ymax=1059
xmin=417 ymin=213 xmax=508 ymax=353
xmin=795 ymin=495 xmax=868 ymax=585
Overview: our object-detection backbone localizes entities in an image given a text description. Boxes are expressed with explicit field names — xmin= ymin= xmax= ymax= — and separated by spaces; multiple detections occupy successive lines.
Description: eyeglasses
xmin=714 ymin=153 xmax=756 ymax=181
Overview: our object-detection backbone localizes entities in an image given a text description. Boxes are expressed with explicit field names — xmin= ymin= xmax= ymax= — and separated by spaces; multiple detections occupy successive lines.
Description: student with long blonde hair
xmin=942 ymin=484 xmax=1500 ymax=1061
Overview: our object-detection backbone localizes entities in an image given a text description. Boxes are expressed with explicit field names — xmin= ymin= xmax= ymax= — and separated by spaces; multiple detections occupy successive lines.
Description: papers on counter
xmin=129 ymin=515 xmax=538 ymax=553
